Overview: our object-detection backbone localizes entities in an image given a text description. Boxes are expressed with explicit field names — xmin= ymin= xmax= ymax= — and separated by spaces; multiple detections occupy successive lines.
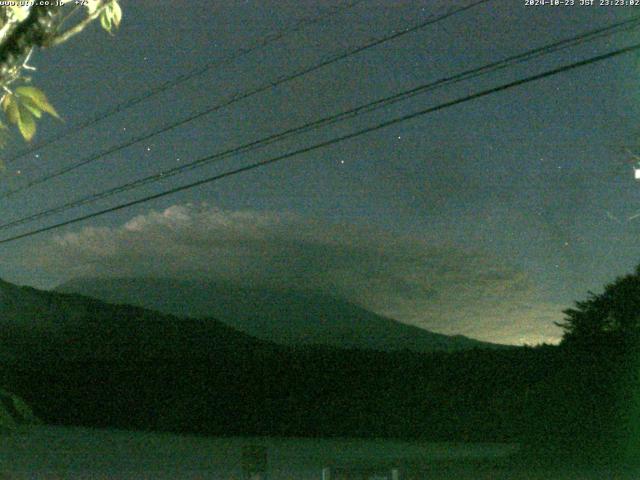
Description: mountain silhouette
xmin=0 ymin=277 xmax=266 ymax=362
xmin=55 ymin=277 xmax=505 ymax=352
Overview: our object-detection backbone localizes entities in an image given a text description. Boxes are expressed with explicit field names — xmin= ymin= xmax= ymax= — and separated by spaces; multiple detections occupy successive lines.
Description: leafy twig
xmin=47 ymin=1 xmax=110 ymax=47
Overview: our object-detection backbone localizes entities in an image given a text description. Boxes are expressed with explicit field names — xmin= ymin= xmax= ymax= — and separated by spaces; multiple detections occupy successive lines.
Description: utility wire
xmin=0 ymin=40 xmax=638 ymax=245
xmin=0 ymin=0 xmax=489 ymax=199
xmin=1 ymin=17 xmax=638 ymax=231
xmin=2 ymin=0 xmax=488 ymax=167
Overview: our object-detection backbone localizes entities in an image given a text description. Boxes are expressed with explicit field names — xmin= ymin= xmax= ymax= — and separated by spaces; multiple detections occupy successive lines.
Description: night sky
xmin=0 ymin=0 xmax=639 ymax=345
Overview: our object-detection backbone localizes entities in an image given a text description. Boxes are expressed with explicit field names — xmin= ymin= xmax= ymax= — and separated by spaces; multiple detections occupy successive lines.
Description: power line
xmin=1 ymin=0 xmax=489 ymax=198
xmin=1 ymin=0 xmax=364 ymax=166
xmin=2 ymin=0 xmax=488 ymax=168
xmin=0 ymin=8 xmax=640 ymax=206
xmin=0 ymin=41 xmax=637 ymax=245
xmin=1 ymin=17 xmax=638 ymax=231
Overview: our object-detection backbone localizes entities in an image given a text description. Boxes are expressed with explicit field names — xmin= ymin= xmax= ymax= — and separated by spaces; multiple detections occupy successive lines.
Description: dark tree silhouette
xmin=557 ymin=265 xmax=640 ymax=349
xmin=553 ymin=265 xmax=640 ymax=463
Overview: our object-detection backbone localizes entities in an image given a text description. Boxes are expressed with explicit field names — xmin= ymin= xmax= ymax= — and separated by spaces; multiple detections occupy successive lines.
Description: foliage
xmin=557 ymin=265 xmax=640 ymax=349
xmin=0 ymin=0 xmax=122 ymax=143
xmin=99 ymin=0 xmax=123 ymax=34
xmin=1 ymin=86 xmax=58 ymax=141
xmin=0 ymin=274 xmax=635 ymax=464
xmin=554 ymin=265 xmax=640 ymax=463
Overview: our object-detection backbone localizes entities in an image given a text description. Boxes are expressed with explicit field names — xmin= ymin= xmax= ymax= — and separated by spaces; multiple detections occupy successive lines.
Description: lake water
xmin=0 ymin=426 xmax=519 ymax=479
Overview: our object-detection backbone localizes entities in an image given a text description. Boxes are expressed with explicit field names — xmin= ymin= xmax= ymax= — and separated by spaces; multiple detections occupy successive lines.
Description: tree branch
xmin=0 ymin=9 xmax=28 ymax=47
xmin=47 ymin=1 xmax=109 ymax=47
xmin=0 ymin=5 xmax=62 ymax=82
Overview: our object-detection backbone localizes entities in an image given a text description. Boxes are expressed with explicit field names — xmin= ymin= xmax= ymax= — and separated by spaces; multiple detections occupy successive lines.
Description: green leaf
xmin=15 ymin=86 xmax=59 ymax=119
xmin=1 ymin=87 xmax=60 ymax=143
xmin=16 ymin=105 xmax=36 ymax=142
xmin=111 ymin=1 xmax=122 ymax=28
xmin=100 ymin=9 xmax=112 ymax=33
xmin=2 ymin=93 xmax=38 ymax=142
xmin=2 ymin=94 xmax=20 ymax=126
xmin=100 ymin=1 xmax=122 ymax=34
xmin=21 ymin=103 xmax=42 ymax=119
xmin=19 ymin=98 xmax=43 ymax=119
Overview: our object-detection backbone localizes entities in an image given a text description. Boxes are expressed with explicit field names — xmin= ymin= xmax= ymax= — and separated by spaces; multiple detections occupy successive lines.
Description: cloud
xmin=33 ymin=203 xmax=565 ymax=345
